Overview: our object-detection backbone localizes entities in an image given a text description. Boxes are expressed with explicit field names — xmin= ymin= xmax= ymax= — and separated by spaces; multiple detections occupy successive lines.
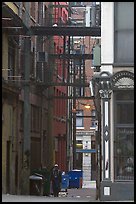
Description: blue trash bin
xmin=61 ymin=172 xmax=69 ymax=192
xmin=68 ymin=169 xmax=82 ymax=188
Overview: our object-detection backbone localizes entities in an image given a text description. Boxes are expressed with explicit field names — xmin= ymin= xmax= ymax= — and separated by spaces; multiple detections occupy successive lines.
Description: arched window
xmin=113 ymin=71 xmax=134 ymax=181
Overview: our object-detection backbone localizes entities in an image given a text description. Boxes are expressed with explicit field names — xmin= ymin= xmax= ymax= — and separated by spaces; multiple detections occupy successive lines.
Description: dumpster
xmin=29 ymin=173 xmax=43 ymax=195
xmin=68 ymin=169 xmax=83 ymax=188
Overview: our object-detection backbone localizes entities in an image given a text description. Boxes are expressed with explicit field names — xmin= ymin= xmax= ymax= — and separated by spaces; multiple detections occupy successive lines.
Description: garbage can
xmin=31 ymin=168 xmax=51 ymax=196
xmin=61 ymin=173 xmax=69 ymax=192
xmin=68 ymin=169 xmax=83 ymax=188
xmin=29 ymin=174 xmax=43 ymax=195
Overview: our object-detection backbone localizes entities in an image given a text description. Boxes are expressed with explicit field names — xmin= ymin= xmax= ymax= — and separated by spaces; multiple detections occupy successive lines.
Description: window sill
xmin=76 ymin=127 xmax=84 ymax=129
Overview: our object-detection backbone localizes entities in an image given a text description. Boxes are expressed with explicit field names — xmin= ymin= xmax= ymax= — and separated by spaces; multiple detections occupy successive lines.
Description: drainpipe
xmin=91 ymin=2 xmax=96 ymax=27
xmin=21 ymin=2 xmax=31 ymax=195
xmin=73 ymin=51 xmax=76 ymax=169
xmin=47 ymin=34 xmax=55 ymax=170
xmin=73 ymin=88 xmax=76 ymax=169
xmin=66 ymin=36 xmax=71 ymax=170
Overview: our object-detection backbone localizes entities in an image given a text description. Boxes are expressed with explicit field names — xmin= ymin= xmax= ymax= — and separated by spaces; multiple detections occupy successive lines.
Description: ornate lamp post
xmin=99 ymin=72 xmax=112 ymax=181
xmin=92 ymin=71 xmax=112 ymax=200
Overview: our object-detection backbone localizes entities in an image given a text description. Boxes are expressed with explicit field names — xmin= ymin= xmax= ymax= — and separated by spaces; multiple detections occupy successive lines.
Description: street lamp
xmin=92 ymin=71 xmax=112 ymax=200
xmin=84 ymin=104 xmax=91 ymax=109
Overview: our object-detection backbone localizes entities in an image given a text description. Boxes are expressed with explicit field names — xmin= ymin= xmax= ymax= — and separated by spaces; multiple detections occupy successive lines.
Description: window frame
xmin=76 ymin=110 xmax=84 ymax=127
xmin=114 ymin=90 xmax=134 ymax=181
xmin=114 ymin=2 xmax=134 ymax=66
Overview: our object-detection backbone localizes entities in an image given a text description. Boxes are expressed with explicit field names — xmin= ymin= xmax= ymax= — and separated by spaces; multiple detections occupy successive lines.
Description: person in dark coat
xmin=50 ymin=164 xmax=62 ymax=197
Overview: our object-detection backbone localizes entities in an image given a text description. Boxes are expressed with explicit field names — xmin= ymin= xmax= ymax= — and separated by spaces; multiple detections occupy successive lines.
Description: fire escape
xmin=29 ymin=3 xmax=101 ymax=169
xmin=2 ymin=2 xmax=101 ymax=167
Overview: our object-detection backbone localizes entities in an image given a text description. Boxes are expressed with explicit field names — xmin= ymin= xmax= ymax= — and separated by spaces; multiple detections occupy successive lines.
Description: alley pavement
xmin=2 ymin=188 xmax=98 ymax=202
xmin=2 ymin=188 xmax=134 ymax=202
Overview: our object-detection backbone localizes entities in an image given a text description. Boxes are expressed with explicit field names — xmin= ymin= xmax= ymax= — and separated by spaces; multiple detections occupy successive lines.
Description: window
xmin=114 ymin=90 xmax=134 ymax=181
xmin=30 ymin=2 xmax=35 ymax=19
xmin=20 ymin=103 xmax=24 ymax=130
xmin=75 ymin=76 xmax=85 ymax=97
xmin=91 ymin=110 xmax=96 ymax=127
xmin=70 ymin=2 xmax=83 ymax=7
xmin=76 ymin=110 xmax=84 ymax=127
xmin=91 ymin=109 xmax=96 ymax=117
xmin=76 ymin=86 xmax=84 ymax=97
xmin=8 ymin=40 xmax=15 ymax=80
xmin=31 ymin=105 xmax=41 ymax=132
xmin=114 ymin=2 xmax=134 ymax=65
xmin=91 ymin=120 xmax=96 ymax=128
xmin=38 ymin=2 xmax=43 ymax=25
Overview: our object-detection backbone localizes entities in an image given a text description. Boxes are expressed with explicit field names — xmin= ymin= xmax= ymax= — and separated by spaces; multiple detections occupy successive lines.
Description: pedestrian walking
xmin=50 ymin=164 xmax=62 ymax=197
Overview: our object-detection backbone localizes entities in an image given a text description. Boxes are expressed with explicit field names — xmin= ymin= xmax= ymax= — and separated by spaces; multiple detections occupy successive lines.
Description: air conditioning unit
xmin=37 ymin=51 xmax=48 ymax=62
xmin=93 ymin=44 xmax=101 ymax=67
